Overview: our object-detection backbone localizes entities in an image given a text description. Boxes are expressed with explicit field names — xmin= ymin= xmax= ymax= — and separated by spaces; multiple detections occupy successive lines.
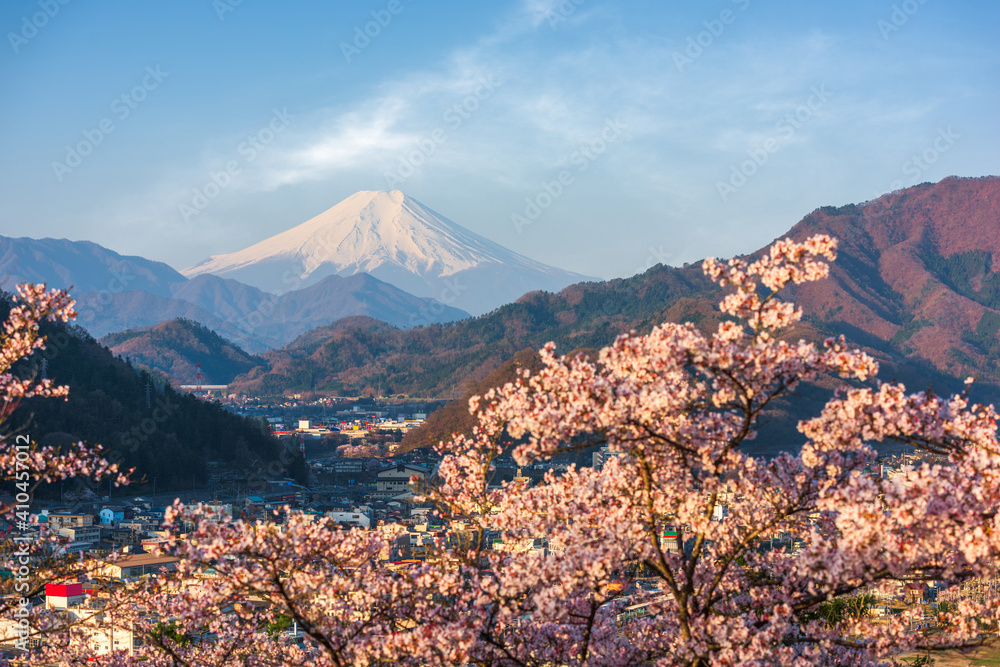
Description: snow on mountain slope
xmin=182 ymin=190 xmax=595 ymax=314
xmin=0 ymin=235 xmax=469 ymax=351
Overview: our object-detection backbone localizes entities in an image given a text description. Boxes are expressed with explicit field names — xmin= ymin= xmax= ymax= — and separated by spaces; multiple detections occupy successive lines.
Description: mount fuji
xmin=0 ymin=235 xmax=469 ymax=352
xmin=182 ymin=190 xmax=595 ymax=315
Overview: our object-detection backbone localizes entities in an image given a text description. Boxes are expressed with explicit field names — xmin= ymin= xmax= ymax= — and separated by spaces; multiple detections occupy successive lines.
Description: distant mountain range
xmin=182 ymin=190 xmax=595 ymax=315
xmin=1 ymin=190 xmax=601 ymax=352
xmin=0 ymin=236 xmax=183 ymax=297
xmin=398 ymin=177 xmax=1000 ymax=451
xmin=0 ymin=236 xmax=469 ymax=353
xmin=223 ymin=176 xmax=1000 ymax=454
xmin=9 ymin=177 xmax=1000 ymax=456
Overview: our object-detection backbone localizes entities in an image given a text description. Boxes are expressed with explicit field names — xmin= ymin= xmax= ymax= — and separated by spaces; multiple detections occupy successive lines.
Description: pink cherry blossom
xmin=11 ymin=239 xmax=1000 ymax=666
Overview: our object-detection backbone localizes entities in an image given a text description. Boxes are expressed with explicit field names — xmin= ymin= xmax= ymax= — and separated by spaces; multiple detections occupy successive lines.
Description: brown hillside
xmin=100 ymin=318 xmax=261 ymax=385
xmin=783 ymin=176 xmax=1000 ymax=377
xmin=230 ymin=176 xmax=1000 ymax=454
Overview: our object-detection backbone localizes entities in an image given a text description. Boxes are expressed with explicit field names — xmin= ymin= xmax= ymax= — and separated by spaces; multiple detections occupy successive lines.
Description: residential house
xmin=46 ymin=512 xmax=94 ymax=532
xmin=98 ymin=506 xmax=126 ymax=526
xmin=102 ymin=553 xmax=178 ymax=581
xmin=375 ymin=464 xmax=429 ymax=498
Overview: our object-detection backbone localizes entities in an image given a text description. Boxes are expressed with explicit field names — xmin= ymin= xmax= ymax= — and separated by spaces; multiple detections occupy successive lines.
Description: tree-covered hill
xmin=230 ymin=177 xmax=1000 ymax=406
xmin=225 ymin=177 xmax=1000 ymax=456
xmin=100 ymin=318 xmax=263 ymax=385
xmin=2 ymin=297 xmax=306 ymax=494
xmin=228 ymin=265 xmax=714 ymax=400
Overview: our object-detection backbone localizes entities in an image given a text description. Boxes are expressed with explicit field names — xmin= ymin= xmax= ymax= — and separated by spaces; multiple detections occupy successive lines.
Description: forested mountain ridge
xmin=780 ymin=176 xmax=1000 ymax=381
xmin=100 ymin=318 xmax=262 ymax=385
xmin=232 ymin=177 xmax=1000 ymax=404
xmin=227 ymin=263 xmax=714 ymax=399
xmin=223 ymin=177 xmax=1000 ymax=455
xmin=1 ymin=296 xmax=306 ymax=494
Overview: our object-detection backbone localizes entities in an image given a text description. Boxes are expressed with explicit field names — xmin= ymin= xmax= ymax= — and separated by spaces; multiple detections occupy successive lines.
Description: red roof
xmin=46 ymin=582 xmax=83 ymax=597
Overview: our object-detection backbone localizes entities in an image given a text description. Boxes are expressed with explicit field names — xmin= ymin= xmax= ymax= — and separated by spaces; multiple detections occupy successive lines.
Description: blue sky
xmin=0 ymin=0 xmax=997 ymax=280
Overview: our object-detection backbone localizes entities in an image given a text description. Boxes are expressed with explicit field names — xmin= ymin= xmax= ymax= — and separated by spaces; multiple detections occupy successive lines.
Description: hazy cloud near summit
xmin=1 ymin=1 xmax=996 ymax=281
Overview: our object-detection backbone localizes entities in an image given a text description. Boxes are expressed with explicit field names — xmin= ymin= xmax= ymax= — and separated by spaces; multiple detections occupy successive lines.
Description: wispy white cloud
xmin=261 ymin=97 xmax=415 ymax=189
xmin=520 ymin=0 xmax=565 ymax=28
xmin=98 ymin=1 xmax=996 ymax=277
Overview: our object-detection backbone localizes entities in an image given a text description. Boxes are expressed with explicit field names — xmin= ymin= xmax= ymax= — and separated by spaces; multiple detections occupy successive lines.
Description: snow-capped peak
xmin=182 ymin=190 xmax=592 ymax=314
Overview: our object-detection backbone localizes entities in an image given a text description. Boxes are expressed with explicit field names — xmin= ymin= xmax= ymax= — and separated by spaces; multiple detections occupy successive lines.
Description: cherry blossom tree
xmin=22 ymin=238 xmax=1000 ymax=665
xmin=335 ymin=442 xmax=386 ymax=459
xmin=0 ymin=284 xmax=125 ymax=501
xmin=0 ymin=284 xmax=128 ymax=646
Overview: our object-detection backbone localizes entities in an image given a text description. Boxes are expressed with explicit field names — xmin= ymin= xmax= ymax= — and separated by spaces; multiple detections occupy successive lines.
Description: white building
xmin=376 ymin=464 xmax=430 ymax=498
xmin=326 ymin=511 xmax=371 ymax=529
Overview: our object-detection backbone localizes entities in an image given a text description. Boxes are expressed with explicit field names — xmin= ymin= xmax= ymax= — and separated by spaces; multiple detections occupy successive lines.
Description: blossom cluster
xmin=0 ymin=284 xmax=128 ymax=514
xmin=13 ymin=239 xmax=1000 ymax=665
